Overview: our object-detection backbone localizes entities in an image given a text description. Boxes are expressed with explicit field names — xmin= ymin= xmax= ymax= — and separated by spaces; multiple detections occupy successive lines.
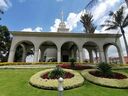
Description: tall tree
xmin=125 ymin=0 xmax=128 ymax=7
xmin=0 ymin=25 xmax=12 ymax=62
xmin=80 ymin=12 xmax=96 ymax=33
xmin=0 ymin=9 xmax=4 ymax=20
xmin=101 ymin=6 xmax=128 ymax=57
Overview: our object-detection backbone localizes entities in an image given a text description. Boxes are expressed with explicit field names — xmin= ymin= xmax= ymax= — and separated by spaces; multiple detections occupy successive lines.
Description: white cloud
xmin=50 ymin=19 xmax=61 ymax=32
xmin=66 ymin=11 xmax=83 ymax=31
xmin=22 ymin=28 xmax=33 ymax=32
xmin=21 ymin=27 xmax=43 ymax=32
xmin=92 ymin=0 xmax=120 ymax=21
xmin=50 ymin=11 xmax=83 ymax=32
xmin=33 ymin=27 xmax=43 ymax=32
xmin=50 ymin=0 xmax=121 ymax=32
xmin=0 ymin=0 xmax=12 ymax=11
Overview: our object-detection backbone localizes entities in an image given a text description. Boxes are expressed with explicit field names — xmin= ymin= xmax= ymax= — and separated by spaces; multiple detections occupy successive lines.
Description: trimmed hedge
xmin=0 ymin=62 xmax=91 ymax=66
xmin=0 ymin=62 xmax=58 ymax=66
xmin=29 ymin=69 xmax=84 ymax=90
xmin=81 ymin=69 xmax=128 ymax=88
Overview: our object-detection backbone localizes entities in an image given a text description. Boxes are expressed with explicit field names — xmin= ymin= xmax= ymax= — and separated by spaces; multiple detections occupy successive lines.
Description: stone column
xmin=33 ymin=48 xmax=39 ymax=63
xmin=57 ymin=48 xmax=61 ymax=63
xmin=104 ymin=47 xmax=109 ymax=63
xmin=88 ymin=49 xmax=93 ymax=63
xmin=95 ymin=50 xmax=98 ymax=63
xmin=8 ymin=49 xmax=15 ymax=62
xmin=79 ymin=49 xmax=83 ymax=63
xmin=39 ymin=47 xmax=47 ymax=62
xmin=116 ymin=41 xmax=125 ymax=64
xmin=8 ymin=41 xmax=16 ymax=62
xmin=99 ymin=46 xmax=106 ymax=63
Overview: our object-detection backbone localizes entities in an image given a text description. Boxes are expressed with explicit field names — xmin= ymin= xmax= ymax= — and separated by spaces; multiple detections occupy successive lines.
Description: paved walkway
xmin=0 ymin=64 xmax=56 ymax=69
xmin=0 ymin=64 xmax=128 ymax=69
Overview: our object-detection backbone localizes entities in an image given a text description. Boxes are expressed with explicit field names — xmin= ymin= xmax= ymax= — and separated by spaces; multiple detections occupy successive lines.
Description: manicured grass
xmin=0 ymin=68 xmax=128 ymax=96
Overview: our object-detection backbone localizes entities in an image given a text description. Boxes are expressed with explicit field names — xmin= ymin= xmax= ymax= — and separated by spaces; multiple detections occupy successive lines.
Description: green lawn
xmin=0 ymin=68 xmax=128 ymax=96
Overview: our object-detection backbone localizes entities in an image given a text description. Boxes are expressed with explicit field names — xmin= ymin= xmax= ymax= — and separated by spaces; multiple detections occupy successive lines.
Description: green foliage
xmin=69 ymin=57 xmax=76 ymax=69
xmin=97 ymin=62 xmax=112 ymax=76
xmin=0 ymin=9 xmax=4 ymax=20
xmin=0 ymin=25 xmax=12 ymax=62
xmin=80 ymin=11 xmax=96 ymax=33
xmin=0 ymin=69 xmax=128 ymax=96
xmin=48 ymin=66 xmax=65 ymax=79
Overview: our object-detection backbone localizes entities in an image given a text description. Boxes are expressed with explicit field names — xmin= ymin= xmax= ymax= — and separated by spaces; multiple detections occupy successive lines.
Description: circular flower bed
xmin=59 ymin=64 xmax=93 ymax=70
xmin=81 ymin=69 xmax=128 ymax=88
xmin=29 ymin=69 xmax=84 ymax=90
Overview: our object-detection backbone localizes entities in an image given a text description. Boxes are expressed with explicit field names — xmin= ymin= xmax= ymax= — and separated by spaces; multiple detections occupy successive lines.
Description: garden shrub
xmin=48 ymin=66 xmax=65 ymax=79
xmin=69 ymin=57 xmax=76 ymax=69
xmin=97 ymin=62 xmax=112 ymax=77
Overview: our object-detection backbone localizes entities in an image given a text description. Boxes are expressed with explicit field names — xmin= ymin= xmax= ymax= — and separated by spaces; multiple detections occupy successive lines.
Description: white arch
xmin=103 ymin=42 xmax=124 ymax=64
xmin=8 ymin=40 xmax=35 ymax=62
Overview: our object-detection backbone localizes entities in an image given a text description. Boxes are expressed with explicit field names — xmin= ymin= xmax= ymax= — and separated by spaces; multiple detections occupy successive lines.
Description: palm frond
xmin=114 ymin=7 xmax=124 ymax=25
xmin=101 ymin=24 xmax=116 ymax=27
xmin=122 ymin=14 xmax=128 ymax=28
xmin=0 ymin=10 xmax=4 ymax=14
xmin=109 ymin=11 xmax=114 ymax=16
xmin=105 ymin=25 xmax=118 ymax=30
xmin=80 ymin=12 xmax=96 ymax=33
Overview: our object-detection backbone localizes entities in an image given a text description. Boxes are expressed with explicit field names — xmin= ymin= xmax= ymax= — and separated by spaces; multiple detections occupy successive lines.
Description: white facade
xmin=8 ymin=32 xmax=125 ymax=64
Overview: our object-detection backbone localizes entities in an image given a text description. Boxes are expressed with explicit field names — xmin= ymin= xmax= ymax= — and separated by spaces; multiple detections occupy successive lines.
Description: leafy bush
xmin=48 ymin=66 xmax=65 ymax=79
xmin=97 ymin=62 xmax=112 ymax=76
xmin=69 ymin=57 xmax=76 ymax=69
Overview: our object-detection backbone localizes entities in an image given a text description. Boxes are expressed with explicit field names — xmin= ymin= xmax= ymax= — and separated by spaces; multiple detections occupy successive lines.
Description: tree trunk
xmin=120 ymin=27 xmax=128 ymax=57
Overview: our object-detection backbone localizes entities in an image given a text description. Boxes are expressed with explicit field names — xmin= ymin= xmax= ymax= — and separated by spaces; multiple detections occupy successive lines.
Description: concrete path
xmin=0 ymin=64 xmax=56 ymax=69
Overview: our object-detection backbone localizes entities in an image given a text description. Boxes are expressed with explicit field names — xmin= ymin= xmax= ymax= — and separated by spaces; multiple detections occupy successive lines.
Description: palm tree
xmin=80 ymin=12 xmax=96 ymax=33
xmin=0 ymin=10 xmax=4 ymax=20
xmin=101 ymin=6 xmax=128 ymax=57
xmin=125 ymin=0 xmax=128 ymax=7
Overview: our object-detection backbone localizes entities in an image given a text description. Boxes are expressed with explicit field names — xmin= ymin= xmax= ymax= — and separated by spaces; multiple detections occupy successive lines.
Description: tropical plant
xmin=80 ymin=12 xmax=96 ymax=33
xmin=69 ymin=57 xmax=76 ymax=69
xmin=125 ymin=0 xmax=128 ymax=7
xmin=48 ymin=65 xmax=65 ymax=79
xmin=101 ymin=6 xmax=128 ymax=57
xmin=97 ymin=62 xmax=112 ymax=76
xmin=0 ymin=9 xmax=4 ymax=20
xmin=0 ymin=25 xmax=12 ymax=62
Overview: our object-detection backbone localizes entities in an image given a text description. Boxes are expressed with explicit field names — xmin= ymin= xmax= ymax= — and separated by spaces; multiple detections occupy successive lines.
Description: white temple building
xmin=8 ymin=13 xmax=125 ymax=64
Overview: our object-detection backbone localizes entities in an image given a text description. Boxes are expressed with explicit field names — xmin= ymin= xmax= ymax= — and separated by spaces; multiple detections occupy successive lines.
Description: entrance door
xmin=63 ymin=55 xmax=69 ymax=62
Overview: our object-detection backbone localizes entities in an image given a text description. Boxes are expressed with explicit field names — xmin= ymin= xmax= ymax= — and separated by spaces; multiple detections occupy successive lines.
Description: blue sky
xmin=0 ymin=0 xmax=125 ymax=32
xmin=0 ymin=0 xmax=89 ymax=32
xmin=0 ymin=0 xmax=127 ymax=57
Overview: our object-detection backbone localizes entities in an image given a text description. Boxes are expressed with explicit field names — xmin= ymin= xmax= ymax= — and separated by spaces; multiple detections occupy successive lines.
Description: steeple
xmin=61 ymin=11 xmax=64 ymax=22
xmin=57 ymin=11 xmax=69 ymax=32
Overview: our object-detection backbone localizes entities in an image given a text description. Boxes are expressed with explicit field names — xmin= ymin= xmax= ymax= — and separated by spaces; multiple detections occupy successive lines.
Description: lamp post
xmin=58 ymin=77 xmax=64 ymax=96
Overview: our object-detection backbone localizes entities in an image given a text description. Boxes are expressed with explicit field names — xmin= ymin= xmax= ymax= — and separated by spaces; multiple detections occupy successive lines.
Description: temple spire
xmin=61 ymin=10 xmax=64 ymax=22
xmin=57 ymin=11 xmax=69 ymax=32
